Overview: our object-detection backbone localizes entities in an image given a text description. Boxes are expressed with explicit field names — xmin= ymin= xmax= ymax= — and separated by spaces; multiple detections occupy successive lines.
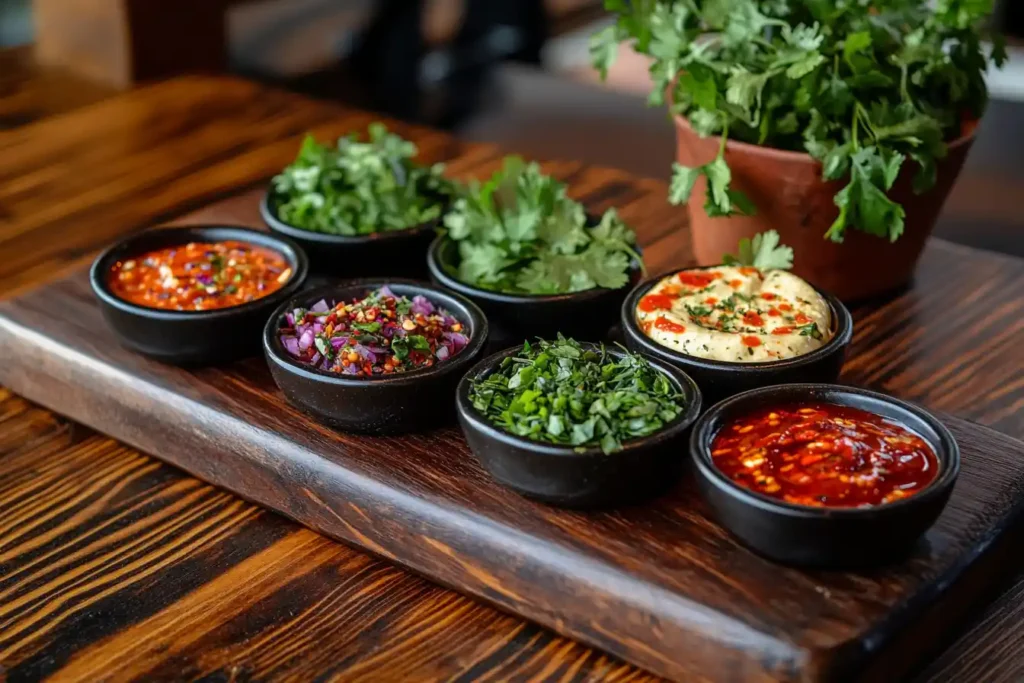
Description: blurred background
xmin=2 ymin=0 xmax=1022 ymax=254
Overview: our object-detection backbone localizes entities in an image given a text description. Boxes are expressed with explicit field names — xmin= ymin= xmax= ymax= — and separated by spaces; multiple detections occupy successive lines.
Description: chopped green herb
xmin=468 ymin=336 xmax=684 ymax=454
xmin=798 ymin=322 xmax=824 ymax=340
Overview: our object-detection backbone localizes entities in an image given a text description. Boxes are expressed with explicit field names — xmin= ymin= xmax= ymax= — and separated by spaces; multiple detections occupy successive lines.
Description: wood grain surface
xmin=1 ymin=75 xmax=1024 ymax=682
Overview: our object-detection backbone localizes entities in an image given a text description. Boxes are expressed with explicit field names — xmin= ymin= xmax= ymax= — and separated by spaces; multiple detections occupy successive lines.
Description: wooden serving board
xmin=3 ymin=188 xmax=1024 ymax=683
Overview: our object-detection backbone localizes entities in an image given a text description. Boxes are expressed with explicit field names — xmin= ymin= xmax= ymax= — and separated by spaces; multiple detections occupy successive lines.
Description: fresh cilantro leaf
xmin=445 ymin=157 xmax=642 ymax=294
xmin=723 ymin=230 xmax=794 ymax=270
xmin=669 ymin=163 xmax=701 ymax=204
xmin=270 ymin=125 xmax=454 ymax=236
xmin=590 ymin=25 xmax=621 ymax=80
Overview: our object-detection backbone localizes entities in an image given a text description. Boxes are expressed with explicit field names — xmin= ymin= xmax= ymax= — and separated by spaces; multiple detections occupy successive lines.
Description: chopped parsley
xmin=468 ymin=337 xmax=684 ymax=454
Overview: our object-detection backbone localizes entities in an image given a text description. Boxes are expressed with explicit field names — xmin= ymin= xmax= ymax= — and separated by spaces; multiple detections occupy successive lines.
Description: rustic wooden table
xmin=1 ymin=75 xmax=1023 ymax=682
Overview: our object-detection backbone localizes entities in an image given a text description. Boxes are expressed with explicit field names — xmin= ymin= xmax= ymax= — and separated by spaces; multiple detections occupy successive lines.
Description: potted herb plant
xmin=591 ymin=0 xmax=1006 ymax=300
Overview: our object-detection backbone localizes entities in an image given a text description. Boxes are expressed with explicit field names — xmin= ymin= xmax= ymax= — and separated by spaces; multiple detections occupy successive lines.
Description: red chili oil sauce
xmin=108 ymin=241 xmax=291 ymax=311
xmin=710 ymin=403 xmax=940 ymax=508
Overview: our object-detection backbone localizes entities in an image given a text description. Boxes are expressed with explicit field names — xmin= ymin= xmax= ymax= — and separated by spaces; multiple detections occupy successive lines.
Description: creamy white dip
xmin=634 ymin=266 xmax=832 ymax=363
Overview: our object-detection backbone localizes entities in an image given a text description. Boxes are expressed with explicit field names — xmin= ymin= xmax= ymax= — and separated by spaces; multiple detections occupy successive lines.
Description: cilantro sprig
xmin=271 ymin=123 xmax=455 ymax=236
xmin=722 ymin=230 xmax=793 ymax=270
xmin=592 ymin=0 xmax=1006 ymax=243
xmin=443 ymin=156 xmax=643 ymax=294
xmin=469 ymin=337 xmax=684 ymax=454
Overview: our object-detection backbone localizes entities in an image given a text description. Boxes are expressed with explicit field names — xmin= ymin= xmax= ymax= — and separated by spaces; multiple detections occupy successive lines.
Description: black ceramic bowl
xmin=90 ymin=225 xmax=308 ymax=365
xmin=621 ymin=269 xmax=853 ymax=405
xmin=456 ymin=344 xmax=703 ymax=508
xmin=428 ymin=235 xmax=643 ymax=347
xmin=264 ymin=279 xmax=488 ymax=434
xmin=690 ymin=384 xmax=959 ymax=567
xmin=261 ymin=190 xmax=445 ymax=279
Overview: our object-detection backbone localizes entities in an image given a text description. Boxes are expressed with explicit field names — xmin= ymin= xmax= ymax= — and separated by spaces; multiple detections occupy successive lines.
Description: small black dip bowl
xmin=690 ymin=383 xmax=960 ymax=567
xmin=264 ymin=279 xmax=488 ymax=434
xmin=621 ymin=269 xmax=853 ymax=405
xmin=428 ymin=235 xmax=643 ymax=348
xmin=261 ymin=190 xmax=445 ymax=279
xmin=90 ymin=225 xmax=308 ymax=365
xmin=456 ymin=344 xmax=703 ymax=508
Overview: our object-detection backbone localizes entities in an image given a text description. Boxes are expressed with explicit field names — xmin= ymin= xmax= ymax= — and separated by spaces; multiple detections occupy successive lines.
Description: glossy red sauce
xmin=711 ymin=403 xmax=940 ymax=508
xmin=638 ymin=293 xmax=678 ymax=312
xmin=108 ymin=241 xmax=292 ymax=311
xmin=677 ymin=271 xmax=719 ymax=288
xmin=654 ymin=316 xmax=685 ymax=333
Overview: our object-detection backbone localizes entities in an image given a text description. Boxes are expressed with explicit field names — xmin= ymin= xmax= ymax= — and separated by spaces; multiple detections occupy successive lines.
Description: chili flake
xmin=711 ymin=403 xmax=940 ymax=508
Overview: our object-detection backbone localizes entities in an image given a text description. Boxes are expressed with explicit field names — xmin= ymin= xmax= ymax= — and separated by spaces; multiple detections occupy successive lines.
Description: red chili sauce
xmin=711 ymin=403 xmax=940 ymax=508
xmin=108 ymin=241 xmax=292 ymax=311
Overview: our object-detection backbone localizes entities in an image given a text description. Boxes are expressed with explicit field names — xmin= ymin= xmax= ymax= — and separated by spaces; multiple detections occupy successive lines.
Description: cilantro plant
xmin=271 ymin=123 xmax=455 ymax=236
xmin=722 ymin=229 xmax=793 ymax=269
xmin=468 ymin=337 xmax=684 ymax=454
xmin=442 ymin=156 xmax=643 ymax=294
xmin=591 ymin=0 xmax=1006 ymax=243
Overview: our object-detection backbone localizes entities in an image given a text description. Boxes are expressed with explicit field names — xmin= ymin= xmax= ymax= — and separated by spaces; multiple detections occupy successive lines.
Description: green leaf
xmin=822 ymin=143 xmax=851 ymax=181
xmin=726 ymin=68 xmax=770 ymax=119
xmin=589 ymin=25 xmax=621 ymax=80
xmin=843 ymin=31 xmax=873 ymax=62
xmin=679 ymin=72 xmax=717 ymax=111
xmin=447 ymin=155 xmax=638 ymax=294
xmin=669 ymin=163 xmax=701 ymax=205
xmin=722 ymin=230 xmax=793 ymax=270
xmin=703 ymin=157 xmax=733 ymax=215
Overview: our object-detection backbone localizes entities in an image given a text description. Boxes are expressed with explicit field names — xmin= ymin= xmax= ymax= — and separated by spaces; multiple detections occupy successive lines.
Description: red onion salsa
xmin=279 ymin=287 xmax=469 ymax=376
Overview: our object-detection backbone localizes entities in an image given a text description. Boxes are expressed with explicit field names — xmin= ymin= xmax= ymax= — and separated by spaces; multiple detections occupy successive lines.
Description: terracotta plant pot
xmin=674 ymin=115 xmax=975 ymax=302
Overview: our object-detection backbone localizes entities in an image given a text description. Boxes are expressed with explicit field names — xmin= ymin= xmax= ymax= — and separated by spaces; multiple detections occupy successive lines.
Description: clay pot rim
xmin=672 ymin=112 xmax=977 ymax=164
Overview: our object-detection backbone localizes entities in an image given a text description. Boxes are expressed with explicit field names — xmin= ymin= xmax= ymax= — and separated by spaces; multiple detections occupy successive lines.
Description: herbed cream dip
xmin=634 ymin=266 xmax=832 ymax=363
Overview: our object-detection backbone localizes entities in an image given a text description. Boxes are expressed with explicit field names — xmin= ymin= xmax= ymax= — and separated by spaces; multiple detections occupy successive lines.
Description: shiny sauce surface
xmin=108 ymin=241 xmax=292 ymax=311
xmin=711 ymin=403 xmax=940 ymax=508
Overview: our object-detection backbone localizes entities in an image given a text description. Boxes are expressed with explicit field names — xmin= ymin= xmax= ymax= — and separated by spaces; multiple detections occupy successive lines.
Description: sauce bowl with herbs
xmin=690 ymin=384 xmax=959 ymax=567
xmin=264 ymin=280 xmax=487 ymax=434
xmin=90 ymin=225 xmax=308 ymax=364
xmin=622 ymin=265 xmax=852 ymax=404
xmin=261 ymin=124 xmax=455 ymax=278
xmin=457 ymin=337 xmax=702 ymax=508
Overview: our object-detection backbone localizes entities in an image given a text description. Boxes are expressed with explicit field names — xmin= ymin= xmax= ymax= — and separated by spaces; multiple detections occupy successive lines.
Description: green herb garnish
xmin=592 ymin=1 xmax=1005 ymax=243
xmin=468 ymin=337 xmax=684 ymax=454
xmin=443 ymin=156 xmax=643 ymax=294
xmin=723 ymin=230 xmax=793 ymax=270
xmin=798 ymin=322 xmax=824 ymax=340
xmin=271 ymin=123 xmax=455 ymax=236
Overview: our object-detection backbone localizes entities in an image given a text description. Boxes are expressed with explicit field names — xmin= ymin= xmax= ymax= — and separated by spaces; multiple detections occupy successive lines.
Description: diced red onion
xmin=312 ymin=322 xmax=324 ymax=334
xmin=352 ymin=344 xmax=376 ymax=363
xmin=379 ymin=285 xmax=396 ymax=299
xmin=436 ymin=346 xmax=450 ymax=360
xmin=411 ymin=295 xmax=434 ymax=316
xmin=310 ymin=299 xmax=330 ymax=313
xmin=330 ymin=336 xmax=349 ymax=349
xmin=444 ymin=331 xmax=469 ymax=351
xmin=298 ymin=329 xmax=314 ymax=351
xmin=281 ymin=335 xmax=300 ymax=356
xmin=310 ymin=352 xmax=322 ymax=365
xmin=285 ymin=312 xmax=295 ymax=327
